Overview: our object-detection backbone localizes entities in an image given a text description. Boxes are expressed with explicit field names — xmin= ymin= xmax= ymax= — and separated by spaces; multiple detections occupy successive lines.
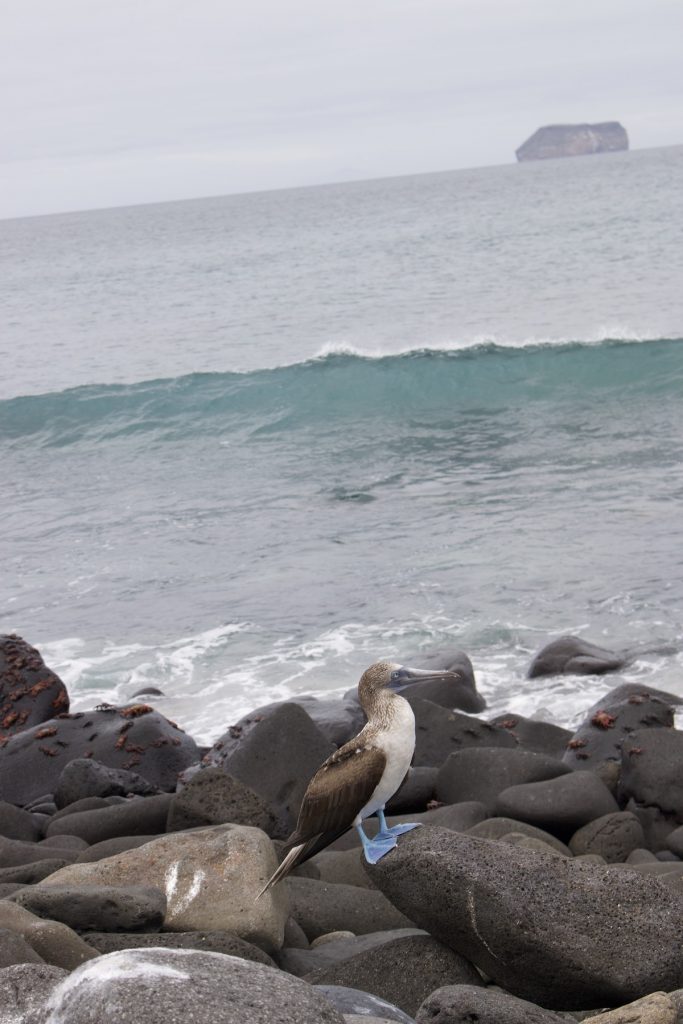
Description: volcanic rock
xmin=515 ymin=123 xmax=628 ymax=161
xmin=619 ymin=728 xmax=683 ymax=820
xmin=24 ymin=947 xmax=346 ymax=1024
xmin=588 ymin=991 xmax=677 ymax=1024
xmin=385 ymin=767 xmax=436 ymax=813
xmin=37 ymin=823 xmax=288 ymax=954
xmin=568 ymin=812 xmax=644 ymax=862
xmin=528 ymin=636 xmax=631 ymax=676
xmin=0 ymin=835 xmax=79 ymax=868
xmin=495 ymin=770 xmax=618 ymax=837
xmin=314 ymin=984 xmax=415 ymax=1023
xmin=286 ymin=877 xmax=412 ymax=940
xmin=0 ymin=962 xmax=68 ymax=1021
xmin=563 ymin=685 xmax=676 ymax=772
xmin=0 ymin=859 xmax=70 ymax=884
xmin=75 ymin=835 xmax=160 ymax=863
xmin=278 ymin=927 xmax=425 ymax=976
xmin=0 ymin=900 xmax=97 ymax=970
xmin=46 ymin=794 xmax=172 ymax=845
xmin=409 ymin=699 xmax=516 ymax=767
xmin=490 ymin=714 xmax=572 ymax=758
xmin=435 ymin=748 xmax=571 ymax=810
xmin=54 ymin=758 xmax=160 ymax=808
xmin=305 ymin=935 xmax=482 ymax=1016
xmin=203 ymin=702 xmax=334 ymax=836
xmin=0 ymin=705 xmax=199 ymax=806
xmin=84 ymin=929 xmax=275 ymax=965
xmin=365 ymin=826 xmax=683 ymax=1008
xmin=415 ymin=984 xmax=563 ymax=1023
xmin=0 ymin=635 xmax=69 ymax=740
xmin=0 ymin=927 xmax=45 ymax=968
xmin=328 ymin=801 xmax=487 ymax=852
xmin=466 ymin=817 xmax=571 ymax=855
xmin=167 ymin=765 xmax=277 ymax=834
xmin=0 ymin=801 xmax=42 ymax=842
xmin=13 ymin=884 xmax=166 ymax=933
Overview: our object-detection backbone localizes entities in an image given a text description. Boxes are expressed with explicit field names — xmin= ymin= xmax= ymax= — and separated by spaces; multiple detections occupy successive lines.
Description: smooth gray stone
xmin=316 ymin=985 xmax=415 ymax=1024
xmin=435 ymin=748 xmax=571 ymax=811
xmin=75 ymin=834 xmax=160 ymax=862
xmin=496 ymin=770 xmax=618 ymax=837
xmin=466 ymin=817 xmax=571 ymax=856
xmin=13 ymin=884 xmax=166 ymax=933
xmin=0 ymin=927 xmax=45 ymax=968
xmin=0 ymin=859 xmax=69 ymax=884
xmin=0 ymin=835 xmax=78 ymax=868
xmin=278 ymin=928 xmax=426 ymax=976
xmin=385 ymin=767 xmax=437 ymax=814
xmin=39 ymin=834 xmax=90 ymax=852
xmin=365 ymin=825 xmax=683 ymax=1009
xmin=569 ymin=812 xmax=644 ymax=862
xmin=408 ymin=699 xmax=516 ymax=768
xmin=46 ymin=794 xmax=173 ymax=844
xmin=55 ymin=758 xmax=159 ymax=808
xmin=416 ymin=983 xmax=563 ymax=1023
xmin=305 ymin=935 xmax=482 ymax=1016
xmin=24 ymin=948 xmax=346 ymax=1024
xmin=528 ymin=636 xmax=630 ymax=678
xmin=83 ymin=929 xmax=275 ymax=965
xmin=312 ymin=848 xmax=377 ymax=888
xmin=620 ymin=728 xmax=683 ymax=818
xmin=489 ymin=714 xmax=572 ymax=759
xmin=0 ymin=802 xmax=42 ymax=842
xmin=286 ymin=877 xmax=413 ymax=940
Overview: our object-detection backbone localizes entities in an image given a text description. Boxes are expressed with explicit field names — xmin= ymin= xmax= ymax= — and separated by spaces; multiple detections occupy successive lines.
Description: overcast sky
xmin=1 ymin=0 xmax=681 ymax=218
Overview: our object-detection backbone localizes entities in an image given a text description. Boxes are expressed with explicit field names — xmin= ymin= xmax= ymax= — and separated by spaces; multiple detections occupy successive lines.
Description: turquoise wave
xmin=2 ymin=337 xmax=682 ymax=447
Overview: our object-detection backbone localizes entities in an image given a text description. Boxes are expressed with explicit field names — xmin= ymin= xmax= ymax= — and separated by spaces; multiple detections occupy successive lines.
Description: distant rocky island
xmin=516 ymin=122 xmax=629 ymax=161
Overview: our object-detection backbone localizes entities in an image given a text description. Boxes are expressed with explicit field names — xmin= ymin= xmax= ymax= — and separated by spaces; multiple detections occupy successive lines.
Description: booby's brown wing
xmin=293 ymin=742 xmax=387 ymax=842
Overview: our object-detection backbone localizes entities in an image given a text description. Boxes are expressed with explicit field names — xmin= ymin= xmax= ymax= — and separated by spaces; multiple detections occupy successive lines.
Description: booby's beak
xmin=388 ymin=665 xmax=462 ymax=692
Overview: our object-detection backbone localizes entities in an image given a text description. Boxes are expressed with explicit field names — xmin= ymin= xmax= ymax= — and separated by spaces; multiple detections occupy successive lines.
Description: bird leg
xmin=355 ymin=821 xmax=396 ymax=864
xmin=375 ymin=807 xmax=422 ymax=841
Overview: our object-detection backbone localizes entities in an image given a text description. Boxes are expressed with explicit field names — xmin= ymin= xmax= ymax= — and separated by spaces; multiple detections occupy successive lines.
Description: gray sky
xmin=1 ymin=0 xmax=681 ymax=218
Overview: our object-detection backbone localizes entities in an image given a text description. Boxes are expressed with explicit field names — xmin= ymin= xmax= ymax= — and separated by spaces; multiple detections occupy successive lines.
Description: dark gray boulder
xmin=528 ymin=636 xmax=631 ymax=677
xmin=489 ymin=714 xmax=572 ymax=758
xmin=0 ymin=635 xmax=70 ymax=739
xmin=365 ymin=826 xmax=683 ymax=1009
xmin=45 ymin=794 xmax=173 ymax=844
xmin=24 ymin=948 xmax=346 ymax=1024
xmin=563 ymin=685 xmax=676 ymax=773
xmin=51 ymin=796 xmax=121 ymax=822
xmin=286 ymin=877 xmax=413 ymax=940
xmin=277 ymin=927 xmax=425 ymax=976
xmin=54 ymin=758 xmax=159 ymax=808
xmin=166 ymin=765 xmax=277 ymax=834
xmin=386 ymin=767 xmax=436 ymax=813
xmin=0 ymin=835 xmax=79 ymax=868
xmin=495 ymin=770 xmax=619 ymax=838
xmin=305 ymin=935 xmax=482 ymax=1016
xmin=0 ymin=859 xmax=70 ymax=884
xmin=409 ymin=699 xmax=516 ymax=768
xmin=0 ymin=801 xmax=42 ymax=842
xmin=568 ymin=812 xmax=644 ymax=862
xmin=466 ymin=818 xmax=572 ymax=856
xmin=435 ymin=748 xmax=571 ymax=811
xmin=314 ymin=985 xmax=415 ymax=1023
xmin=667 ymin=825 xmax=683 ymax=858
xmin=416 ymin=984 xmax=563 ymax=1023
xmin=203 ymin=702 xmax=335 ymax=836
xmin=0 ymin=705 xmax=199 ymax=806
xmin=218 ymin=695 xmax=367 ymax=751
xmin=0 ymin=927 xmax=45 ymax=968
xmin=515 ymin=122 xmax=628 ymax=161
xmin=83 ymin=929 xmax=275 ymax=965
xmin=13 ymin=884 xmax=166 ymax=933
xmin=619 ymin=728 xmax=683 ymax=820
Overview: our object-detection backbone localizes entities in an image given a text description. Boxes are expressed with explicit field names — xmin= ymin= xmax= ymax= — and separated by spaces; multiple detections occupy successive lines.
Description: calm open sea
xmin=2 ymin=145 xmax=683 ymax=742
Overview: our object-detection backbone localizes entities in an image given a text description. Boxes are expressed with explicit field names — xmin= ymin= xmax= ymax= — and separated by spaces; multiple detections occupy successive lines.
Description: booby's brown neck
xmin=358 ymin=685 xmax=404 ymax=727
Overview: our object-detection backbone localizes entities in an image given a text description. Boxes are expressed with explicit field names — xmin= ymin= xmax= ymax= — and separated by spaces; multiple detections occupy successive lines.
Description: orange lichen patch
xmin=119 ymin=704 xmax=153 ymax=718
xmin=591 ymin=710 xmax=617 ymax=730
xmin=35 ymin=726 xmax=58 ymax=739
xmin=567 ymin=738 xmax=587 ymax=749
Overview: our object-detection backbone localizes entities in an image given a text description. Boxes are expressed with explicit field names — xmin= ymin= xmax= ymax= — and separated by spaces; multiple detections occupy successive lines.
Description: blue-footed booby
xmin=258 ymin=659 xmax=461 ymax=896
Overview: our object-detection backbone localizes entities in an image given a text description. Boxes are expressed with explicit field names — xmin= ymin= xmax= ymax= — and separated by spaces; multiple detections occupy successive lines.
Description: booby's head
xmin=357 ymin=659 xmax=462 ymax=706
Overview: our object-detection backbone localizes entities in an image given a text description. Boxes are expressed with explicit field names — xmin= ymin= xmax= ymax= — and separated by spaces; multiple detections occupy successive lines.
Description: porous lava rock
xmin=0 ymin=962 xmax=68 ymax=1020
xmin=13 ymin=884 xmax=166 ymax=933
xmin=0 ymin=705 xmax=199 ymax=806
xmin=203 ymin=702 xmax=334 ymax=836
xmin=314 ymin=984 xmax=415 ymax=1023
xmin=278 ymin=927 xmax=424 ymax=976
xmin=0 ymin=635 xmax=69 ymax=739
xmin=167 ymin=765 xmax=278 ymax=834
xmin=54 ymin=758 xmax=159 ymax=808
xmin=23 ymin=947 xmax=346 ymax=1024
xmin=83 ymin=929 xmax=275 ymax=965
xmin=568 ymin=812 xmax=644 ymax=862
xmin=416 ymin=983 xmax=563 ymax=1023
xmin=435 ymin=748 xmax=571 ymax=810
xmin=286 ymin=877 xmax=412 ymax=940
xmin=305 ymin=934 xmax=482 ymax=1016
xmin=38 ymin=823 xmax=288 ymax=954
xmin=365 ymin=826 xmax=683 ymax=1009
xmin=465 ymin=817 xmax=572 ymax=856
xmin=45 ymin=794 xmax=173 ymax=844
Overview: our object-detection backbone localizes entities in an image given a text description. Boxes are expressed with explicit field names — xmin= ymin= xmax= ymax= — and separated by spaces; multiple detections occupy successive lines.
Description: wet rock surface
xmin=0 ymin=635 xmax=70 ymax=740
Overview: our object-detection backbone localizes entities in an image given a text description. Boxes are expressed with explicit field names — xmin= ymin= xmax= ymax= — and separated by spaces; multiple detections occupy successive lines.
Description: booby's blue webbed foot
xmin=356 ymin=822 xmax=396 ymax=864
xmin=375 ymin=809 xmax=423 ymax=841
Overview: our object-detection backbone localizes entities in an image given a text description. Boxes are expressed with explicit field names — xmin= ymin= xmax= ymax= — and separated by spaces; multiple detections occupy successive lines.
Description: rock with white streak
xmin=37 ymin=823 xmax=288 ymax=954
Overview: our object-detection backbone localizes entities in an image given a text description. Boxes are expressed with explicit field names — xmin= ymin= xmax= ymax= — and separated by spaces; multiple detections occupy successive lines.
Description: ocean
xmin=2 ymin=145 xmax=683 ymax=744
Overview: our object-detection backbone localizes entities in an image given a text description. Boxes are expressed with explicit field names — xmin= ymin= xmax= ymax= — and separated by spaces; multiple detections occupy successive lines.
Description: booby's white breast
xmin=357 ymin=696 xmax=416 ymax=821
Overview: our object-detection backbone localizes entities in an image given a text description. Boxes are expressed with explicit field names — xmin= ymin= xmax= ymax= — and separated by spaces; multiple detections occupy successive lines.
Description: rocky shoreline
xmin=1 ymin=632 xmax=683 ymax=1023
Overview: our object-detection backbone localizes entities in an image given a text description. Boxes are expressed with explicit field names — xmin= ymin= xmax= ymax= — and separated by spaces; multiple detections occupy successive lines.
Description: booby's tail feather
xmin=255 ymin=840 xmax=311 ymax=900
